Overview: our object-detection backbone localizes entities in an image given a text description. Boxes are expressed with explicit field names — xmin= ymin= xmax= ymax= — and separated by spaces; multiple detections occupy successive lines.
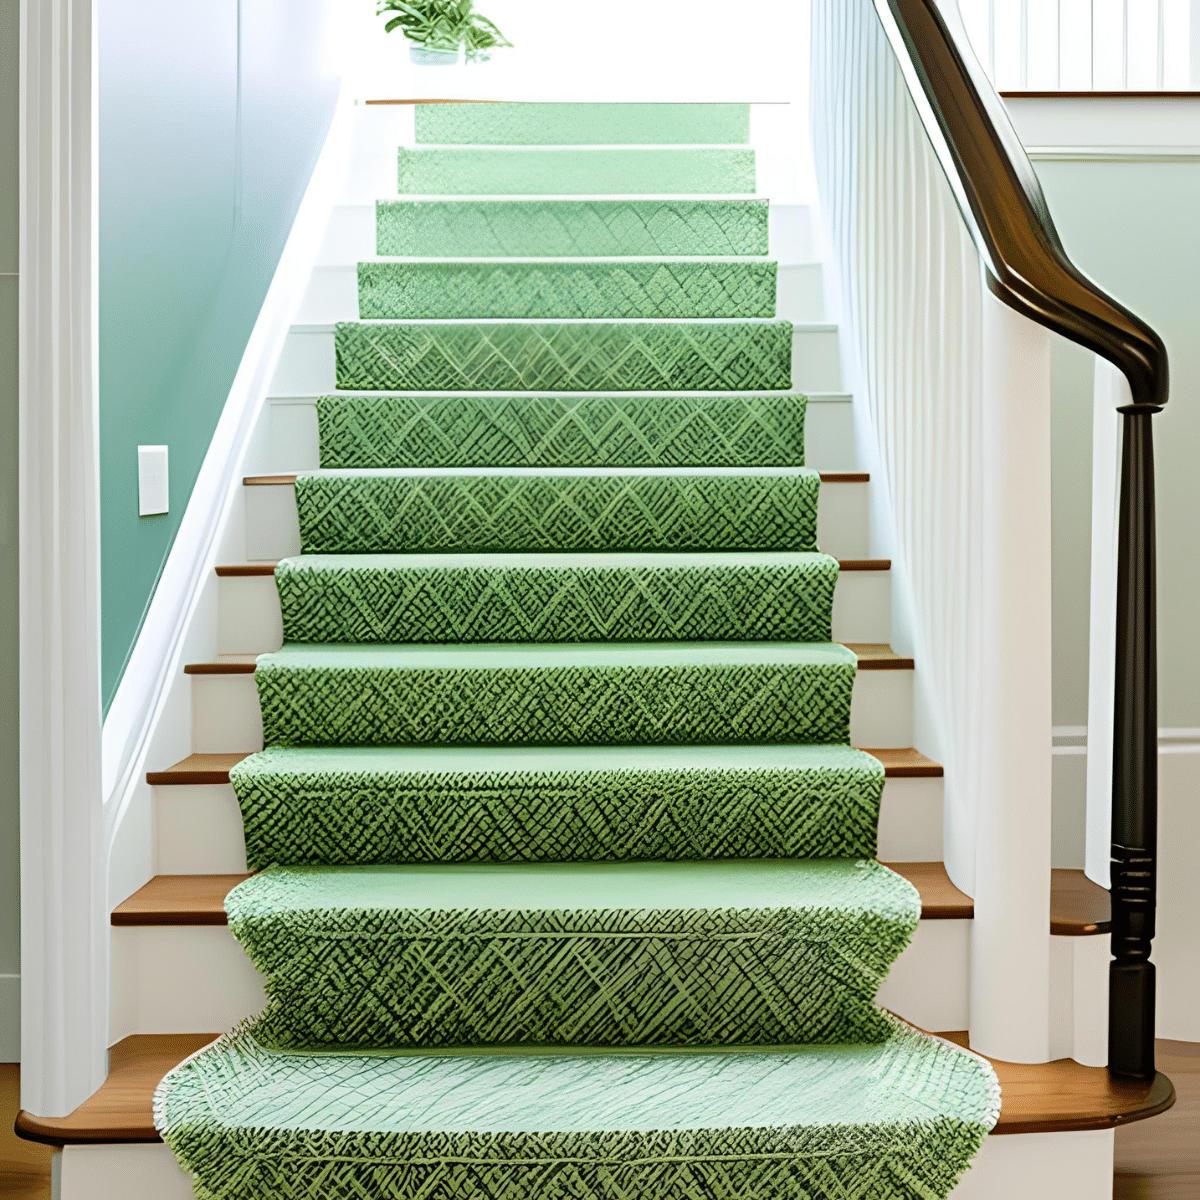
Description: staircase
xmin=22 ymin=101 xmax=1166 ymax=1200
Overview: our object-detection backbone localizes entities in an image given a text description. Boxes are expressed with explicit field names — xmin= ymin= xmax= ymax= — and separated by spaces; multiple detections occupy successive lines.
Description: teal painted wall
xmin=99 ymin=0 xmax=338 ymax=708
xmin=0 ymin=0 xmax=19 ymax=1060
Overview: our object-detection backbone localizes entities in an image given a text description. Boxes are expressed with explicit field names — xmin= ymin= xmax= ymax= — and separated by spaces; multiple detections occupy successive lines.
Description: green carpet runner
xmin=397 ymin=146 xmax=757 ymax=195
xmin=357 ymin=258 xmax=777 ymax=320
xmin=294 ymin=469 xmax=820 ymax=554
xmin=375 ymin=199 xmax=770 ymax=257
xmin=275 ymin=552 xmax=839 ymax=643
xmin=229 ymin=744 xmax=886 ymax=868
xmin=315 ymin=392 xmax=807 ymax=467
xmin=157 ymin=101 xmax=998 ymax=1200
xmin=335 ymin=319 xmax=794 ymax=391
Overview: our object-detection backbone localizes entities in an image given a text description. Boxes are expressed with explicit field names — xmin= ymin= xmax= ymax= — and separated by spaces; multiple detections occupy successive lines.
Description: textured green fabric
xmin=414 ymin=103 xmax=751 ymax=145
xmin=316 ymin=393 xmax=806 ymax=469
xmin=226 ymin=859 xmax=919 ymax=1049
xmin=357 ymin=259 xmax=777 ymax=320
xmin=229 ymin=744 xmax=886 ymax=868
xmin=375 ymin=199 xmax=770 ymax=257
xmin=275 ymin=552 xmax=837 ymax=644
xmin=335 ymin=320 xmax=794 ymax=392
xmin=254 ymin=643 xmax=857 ymax=749
xmin=397 ymin=147 xmax=756 ymax=195
xmin=294 ymin=470 xmax=819 ymax=555
xmin=156 ymin=1021 xmax=999 ymax=1200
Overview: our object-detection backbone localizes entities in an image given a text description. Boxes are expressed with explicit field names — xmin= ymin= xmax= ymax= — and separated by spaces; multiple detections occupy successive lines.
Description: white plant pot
xmin=409 ymin=45 xmax=459 ymax=65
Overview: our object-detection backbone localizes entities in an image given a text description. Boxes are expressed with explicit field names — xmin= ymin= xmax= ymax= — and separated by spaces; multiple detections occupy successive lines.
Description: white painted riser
xmin=216 ymin=565 xmax=893 ymax=656
xmin=295 ymin=261 xmax=827 ymax=326
xmin=269 ymin=323 xmax=844 ymax=396
xmin=154 ymin=775 xmax=945 ymax=876
xmin=251 ymin=393 xmax=860 ymax=477
xmin=241 ymin=478 xmax=872 ymax=562
xmin=190 ymin=660 xmax=913 ymax=755
xmin=109 ymin=916 xmax=971 ymax=1042
xmin=58 ymin=1130 xmax=1119 ymax=1200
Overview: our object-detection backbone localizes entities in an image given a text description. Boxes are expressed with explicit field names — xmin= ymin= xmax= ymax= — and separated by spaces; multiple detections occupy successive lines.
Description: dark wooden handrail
xmin=867 ymin=0 xmax=1167 ymax=1079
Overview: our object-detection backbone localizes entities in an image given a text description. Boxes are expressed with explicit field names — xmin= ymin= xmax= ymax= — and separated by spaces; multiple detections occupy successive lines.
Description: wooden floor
xmin=1 ymin=1065 xmax=54 ymax=1200
xmin=1115 ymin=1039 xmax=1200 ymax=1199
xmin=2 ymin=1040 xmax=1196 ymax=1195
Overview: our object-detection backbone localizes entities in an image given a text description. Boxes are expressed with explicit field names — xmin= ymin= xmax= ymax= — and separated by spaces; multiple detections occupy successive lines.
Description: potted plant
xmin=377 ymin=0 xmax=512 ymax=65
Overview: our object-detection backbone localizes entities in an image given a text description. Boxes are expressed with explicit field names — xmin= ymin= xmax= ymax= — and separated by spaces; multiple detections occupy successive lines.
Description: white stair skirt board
xmin=241 ymin=477 xmax=872 ymax=564
xmin=293 ymin=261 xmax=826 ymax=327
xmin=267 ymin=323 xmax=845 ymax=397
xmin=154 ymin=775 xmax=944 ymax=875
xmin=950 ymin=1129 xmax=1115 ymax=1199
xmin=189 ymin=657 xmax=914 ymax=756
xmin=253 ymin=392 xmax=860 ymax=479
xmin=108 ymin=926 xmax=266 ymax=1042
xmin=109 ymin=911 xmax=963 ymax=1038
xmin=60 ymin=1144 xmax=197 ymax=1200
xmin=214 ymin=560 xmax=891 ymax=657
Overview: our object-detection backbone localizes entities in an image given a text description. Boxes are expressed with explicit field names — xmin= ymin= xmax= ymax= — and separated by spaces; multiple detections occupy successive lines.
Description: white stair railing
xmin=957 ymin=0 xmax=1198 ymax=89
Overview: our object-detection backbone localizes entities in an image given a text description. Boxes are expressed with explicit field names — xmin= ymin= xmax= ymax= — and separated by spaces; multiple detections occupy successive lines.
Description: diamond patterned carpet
xmin=316 ymin=392 xmax=806 ymax=468
xmin=275 ymin=552 xmax=838 ymax=644
xmin=375 ymin=199 xmax=770 ymax=257
xmin=294 ymin=469 xmax=820 ymax=554
xmin=230 ymin=744 xmax=886 ymax=868
xmin=357 ymin=259 xmax=777 ymax=320
xmin=397 ymin=146 xmax=757 ymax=195
xmin=335 ymin=319 xmax=794 ymax=392
xmin=157 ymin=102 xmax=998 ymax=1200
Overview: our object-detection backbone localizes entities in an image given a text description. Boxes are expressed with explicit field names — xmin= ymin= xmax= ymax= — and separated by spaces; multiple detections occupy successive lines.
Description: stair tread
xmin=111 ymin=864 xmax=1106 ymax=932
xmin=15 ymin=1026 xmax=1174 ymax=1146
xmin=187 ymin=642 xmax=904 ymax=672
xmin=148 ymin=745 xmax=940 ymax=784
xmin=244 ymin=470 xmax=870 ymax=484
xmin=218 ymin=554 xmax=890 ymax=574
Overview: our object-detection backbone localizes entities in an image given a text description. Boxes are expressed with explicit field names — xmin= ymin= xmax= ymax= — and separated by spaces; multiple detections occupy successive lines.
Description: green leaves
xmin=376 ymin=0 xmax=512 ymax=58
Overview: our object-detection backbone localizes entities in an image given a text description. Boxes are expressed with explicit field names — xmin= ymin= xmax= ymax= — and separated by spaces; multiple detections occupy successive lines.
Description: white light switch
xmin=138 ymin=445 xmax=170 ymax=516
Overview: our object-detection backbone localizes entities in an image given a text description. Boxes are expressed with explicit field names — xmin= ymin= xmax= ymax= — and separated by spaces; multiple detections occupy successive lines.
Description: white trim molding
xmin=18 ymin=0 xmax=108 ymax=1114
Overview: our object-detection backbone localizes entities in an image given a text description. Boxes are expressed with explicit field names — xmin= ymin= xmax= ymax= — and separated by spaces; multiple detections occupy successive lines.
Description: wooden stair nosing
xmin=108 ymin=865 xmax=1109 ymax=934
xmin=14 ymin=1028 xmax=1173 ymax=1147
xmin=215 ymin=557 xmax=893 ymax=576
xmin=146 ymin=747 xmax=944 ymax=787
xmin=182 ymin=644 xmax=914 ymax=675
xmin=243 ymin=471 xmax=873 ymax=486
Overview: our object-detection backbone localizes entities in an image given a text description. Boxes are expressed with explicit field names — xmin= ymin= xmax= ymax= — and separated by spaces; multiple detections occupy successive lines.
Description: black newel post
xmin=1109 ymin=405 xmax=1159 ymax=1081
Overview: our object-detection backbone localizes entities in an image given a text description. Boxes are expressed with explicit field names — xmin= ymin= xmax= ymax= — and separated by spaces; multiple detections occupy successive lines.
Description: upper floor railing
xmin=959 ymin=0 xmax=1200 ymax=91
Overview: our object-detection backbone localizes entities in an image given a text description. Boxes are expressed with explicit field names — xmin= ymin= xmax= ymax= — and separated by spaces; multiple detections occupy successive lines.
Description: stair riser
xmin=216 ymin=567 xmax=891 ymax=656
xmin=252 ymin=393 xmax=858 ymax=475
xmin=269 ymin=325 xmax=843 ymax=394
xmin=297 ymin=262 xmax=824 ymax=325
xmin=413 ymin=103 xmax=752 ymax=146
xmin=190 ymin=666 xmax=913 ymax=753
xmin=357 ymin=260 xmax=780 ymax=321
xmin=153 ymin=776 xmax=943 ymax=875
xmin=109 ymin=916 xmax=968 ymax=1039
xmin=243 ymin=478 xmax=870 ymax=562
xmin=55 ymin=1132 xmax=1120 ymax=1200
xmin=396 ymin=147 xmax=757 ymax=196
xmin=315 ymin=203 xmax=818 ymax=268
